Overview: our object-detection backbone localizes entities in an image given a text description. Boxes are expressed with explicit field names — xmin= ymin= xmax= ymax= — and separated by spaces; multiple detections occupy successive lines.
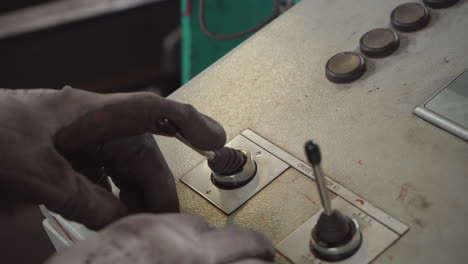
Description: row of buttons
xmin=325 ymin=0 xmax=459 ymax=84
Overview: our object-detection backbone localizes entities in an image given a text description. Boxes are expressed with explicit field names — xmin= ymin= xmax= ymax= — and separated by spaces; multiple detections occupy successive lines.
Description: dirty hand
xmin=46 ymin=214 xmax=275 ymax=264
xmin=0 ymin=87 xmax=225 ymax=229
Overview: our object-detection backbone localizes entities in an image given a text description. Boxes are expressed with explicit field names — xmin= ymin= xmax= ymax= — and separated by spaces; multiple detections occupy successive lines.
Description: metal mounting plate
xmin=180 ymin=134 xmax=289 ymax=214
xmin=276 ymin=197 xmax=400 ymax=264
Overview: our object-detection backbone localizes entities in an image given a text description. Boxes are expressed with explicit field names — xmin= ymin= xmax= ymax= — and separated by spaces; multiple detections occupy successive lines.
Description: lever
xmin=156 ymin=118 xmax=254 ymax=188
xmin=305 ymin=141 xmax=362 ymax=261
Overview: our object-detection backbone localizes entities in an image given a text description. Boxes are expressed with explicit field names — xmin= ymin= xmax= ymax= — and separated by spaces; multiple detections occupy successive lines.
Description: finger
xmin=38 ymin=148 xmax=127 ymax=230
xmin=66 ymin=145 xmax=112 ymax=191
xmin=108 ymin=213 xmax=214 ymax=237
xmin=155 ymin=214 xmax=215 ymax=235
xmin=101 ymin=134 xmax=180 ymax=213
xmin=118 ymin=187 xmax=148 ymax=214
xmin=53 ymin=87 xmax=226 ymax=153
xmin=201 ymin=226 xmax=275 ymax=263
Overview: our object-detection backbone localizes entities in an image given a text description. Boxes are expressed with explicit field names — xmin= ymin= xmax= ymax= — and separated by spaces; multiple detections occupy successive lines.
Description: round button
xmin=325 ymin=52 xmax=366 ymax=84
xmin=359 ymin=28 xmax=400 ymax=58
xmin=391 ymin=3 xmax=430 ymax=32
xmin=423 ymin=0 xmax=459 ymax=8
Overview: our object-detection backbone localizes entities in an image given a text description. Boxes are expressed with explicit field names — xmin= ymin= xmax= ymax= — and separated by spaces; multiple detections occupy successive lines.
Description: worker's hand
xmin=0 ymin=87 xmax=225 ymax=229
xmin=46 ymin=214 xmax=275 ymax=264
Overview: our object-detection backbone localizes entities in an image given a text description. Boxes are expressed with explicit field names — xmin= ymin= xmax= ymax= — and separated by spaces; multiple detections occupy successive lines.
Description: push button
xmin=326 ymin=52 xmax=366 ymax=83
xmin=423 ymin=0 xmax=459 ymax=9
xmin=360 ymin=28 xmax=400 ymax=58
xmin=391 ymin=3 xmax=431 ymax=32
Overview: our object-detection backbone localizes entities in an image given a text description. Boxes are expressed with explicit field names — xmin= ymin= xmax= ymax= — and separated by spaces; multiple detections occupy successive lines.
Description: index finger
xmin=53 ymin=87 xmax=226 ymax=153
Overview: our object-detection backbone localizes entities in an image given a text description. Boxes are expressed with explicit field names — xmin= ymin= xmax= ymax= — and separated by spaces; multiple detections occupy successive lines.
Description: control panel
xmin=159 ymin=0 xmax=468 ymax=263
xmin=180 ymin=130 xmax=407 ymax=263
xmin=41 ymin=0 xmax=468 ymax=263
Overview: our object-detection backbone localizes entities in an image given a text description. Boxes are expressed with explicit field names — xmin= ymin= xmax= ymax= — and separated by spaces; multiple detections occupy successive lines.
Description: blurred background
xmin=0 ymin=0 xmax=297 ymax=262
xmin=0 ymin=0 xmax=180 ymax=96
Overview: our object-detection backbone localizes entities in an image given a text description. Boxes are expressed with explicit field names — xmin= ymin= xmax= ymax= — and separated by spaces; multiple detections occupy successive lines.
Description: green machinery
xmin=181 ymin=0 xmax=300 ymax=84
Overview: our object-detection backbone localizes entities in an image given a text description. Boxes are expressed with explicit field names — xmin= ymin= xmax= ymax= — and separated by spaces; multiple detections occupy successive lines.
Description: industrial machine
xmin=42 ymin=0 xmax=468 ymax=263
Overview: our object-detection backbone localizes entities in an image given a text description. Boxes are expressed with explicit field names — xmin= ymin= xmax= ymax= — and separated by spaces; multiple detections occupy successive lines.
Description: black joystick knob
xmin=315 ymin=210 xmax=351 ymax=246
xmin=311 ymin=210 xmax=361 ymax=261
xmin=210 ymin=147 xmax=257 ymax=190
xmin=208 ymin=147 xmax=247 ymax=175
xmin=305 ymin=141 xmax=362 ymax=261
xmin=156 ymin=118 xmax=256 ymax=190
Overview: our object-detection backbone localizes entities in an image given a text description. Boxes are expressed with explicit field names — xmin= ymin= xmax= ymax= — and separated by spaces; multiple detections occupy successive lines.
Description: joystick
xmin=209 ymin=147 xmax=256 ymax=189
xmin=305 ymin=141 xmax=362 ymax=261
xmin=156 ymin=118 xmax=256 ymax=189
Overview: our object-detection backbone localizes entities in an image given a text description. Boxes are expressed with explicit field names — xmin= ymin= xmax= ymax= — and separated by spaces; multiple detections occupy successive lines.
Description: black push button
xmin=360 ymin=28 xmax=400 ymax=58
xmin=325 ymin=52 xmax=366 ymax=84
xmin=423 ymin=0 xmax=459 ymax=8
xmin=391 ymin=3 xmax=430 ymax=32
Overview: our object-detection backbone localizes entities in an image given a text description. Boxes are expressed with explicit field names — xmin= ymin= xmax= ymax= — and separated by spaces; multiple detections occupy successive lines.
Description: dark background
xmin=0 ymin=0 xmax=59 ymax=14
xmin=0 ymin=0 xmax=180 ymax=95
xmin=0 ymin=1 xmax=180 ymax=263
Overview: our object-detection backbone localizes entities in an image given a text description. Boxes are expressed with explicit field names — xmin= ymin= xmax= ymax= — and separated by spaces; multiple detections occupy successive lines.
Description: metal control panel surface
xmin=156 ymin=0 xmax=468 ymax=263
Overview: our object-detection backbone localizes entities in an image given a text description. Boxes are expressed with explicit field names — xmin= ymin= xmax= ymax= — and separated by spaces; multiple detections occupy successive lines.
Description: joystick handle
xmin=305 ymin=141 xmax=332 ymax=216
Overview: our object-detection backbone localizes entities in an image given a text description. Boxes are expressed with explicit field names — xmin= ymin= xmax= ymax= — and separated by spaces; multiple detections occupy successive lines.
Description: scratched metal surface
xmin=156 ymin=0 xmax=468 ymax=263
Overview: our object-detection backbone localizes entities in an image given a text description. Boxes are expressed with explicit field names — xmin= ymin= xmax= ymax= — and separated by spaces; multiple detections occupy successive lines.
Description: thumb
xmin=39 ymin=149 xmax=127 ymax=230
xmin=53 ymin=87 xmax=226 ymax=154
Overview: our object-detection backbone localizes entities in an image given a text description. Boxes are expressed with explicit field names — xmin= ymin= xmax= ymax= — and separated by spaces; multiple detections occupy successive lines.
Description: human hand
xmin=46 ymin=214 xmax=275 ymax=264
xmin=0 ymin=87 xmax=225 ymax=229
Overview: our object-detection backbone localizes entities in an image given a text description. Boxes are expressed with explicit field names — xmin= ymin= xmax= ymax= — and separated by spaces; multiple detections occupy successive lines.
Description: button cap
xmin=391 ymin=3 xmax=431 ymax=32
xmin=325 ymin=52 xmax=366 ymax=83
xmin=360 ymin=28 xmax=400 ymax=58
xmin=423 ymin=0 xmax=459 ymax=8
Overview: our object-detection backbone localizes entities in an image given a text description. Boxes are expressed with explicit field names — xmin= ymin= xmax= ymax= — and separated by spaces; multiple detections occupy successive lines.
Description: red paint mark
xmin=182 ymin=0 xmax=192 ymax=16
xmin=396 ymin=183 xmax=414 ymax=201
xmin=357 ymin=160 xmax=363 ymax=165
xmin=312 ymin=201 xmax=318 ymax=207
xmin=355 ymin=199 xmax=365 ymax=205
xmin=52 ymin=216 xmax=74 ymax=243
